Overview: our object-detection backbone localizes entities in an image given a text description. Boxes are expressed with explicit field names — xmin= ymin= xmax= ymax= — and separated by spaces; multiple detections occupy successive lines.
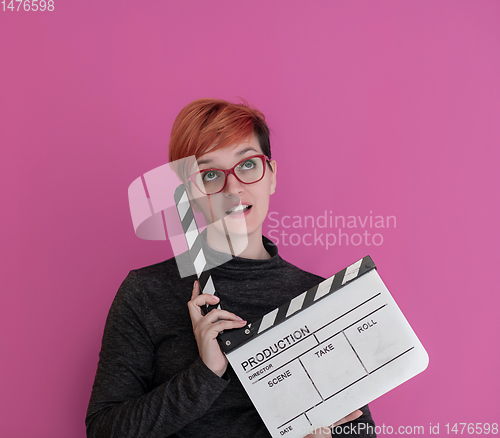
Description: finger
xmin=188 ymin=283 xmax=220 ymax=322
xmin=190 ymin=280 xmax=201 ymax=300
xmin=207 ymin=319 xmax=247 ymax=336
xmin=333 ymin=409 xmax=363 ymax=426
xmin=203 ymin=309 xmax=245 ymax=324
xmin=188 ymin=294 xmax=220 ymax=319
xmin=189 ymin=290 xmax=220 ymax=308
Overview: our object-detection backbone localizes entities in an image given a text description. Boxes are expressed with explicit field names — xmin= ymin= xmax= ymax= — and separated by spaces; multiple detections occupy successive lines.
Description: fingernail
xmin=213 ymin=295 xmax=220 ymax=301
xmin=239 ymin=319 xmax=246 ymax=324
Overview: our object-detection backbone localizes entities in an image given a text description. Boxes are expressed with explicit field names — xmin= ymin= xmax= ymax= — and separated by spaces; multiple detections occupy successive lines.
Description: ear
xmin=269 ymin=159 xmax=277 ymax=194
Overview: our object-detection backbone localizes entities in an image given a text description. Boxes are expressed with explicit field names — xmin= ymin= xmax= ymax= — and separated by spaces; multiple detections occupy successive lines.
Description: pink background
xmin=1 ymin=1 xmax=499 ymax=436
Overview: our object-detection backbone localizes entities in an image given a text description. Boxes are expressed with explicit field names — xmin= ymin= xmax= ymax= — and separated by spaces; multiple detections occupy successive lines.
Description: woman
xmin=86 ymin=98 xmax=376 ymax=437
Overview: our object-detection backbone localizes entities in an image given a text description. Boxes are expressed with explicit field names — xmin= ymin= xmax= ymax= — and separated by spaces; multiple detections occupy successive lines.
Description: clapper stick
xmin=173 ymin=184 xmax=428 ymax=438
xmin=173 ymin=184 xmax=218 ymax=315
xmin=173 ymin=184 xmax=254 ymax=348
xmin=219 ymin=256 xmax=377 ymax=353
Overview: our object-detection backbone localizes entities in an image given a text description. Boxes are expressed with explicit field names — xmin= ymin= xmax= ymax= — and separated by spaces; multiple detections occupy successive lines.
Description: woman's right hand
xmin=188 ymin=280 xmax=247 ymax=377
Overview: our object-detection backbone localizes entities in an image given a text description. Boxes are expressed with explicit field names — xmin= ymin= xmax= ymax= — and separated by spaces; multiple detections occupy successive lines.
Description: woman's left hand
xmin=302 ymin=409 xmax=363 ymax=437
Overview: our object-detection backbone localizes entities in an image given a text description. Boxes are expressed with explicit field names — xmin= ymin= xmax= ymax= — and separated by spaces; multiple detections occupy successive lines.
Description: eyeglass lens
xmin=195 ymin=156 xmax=265 ymax=195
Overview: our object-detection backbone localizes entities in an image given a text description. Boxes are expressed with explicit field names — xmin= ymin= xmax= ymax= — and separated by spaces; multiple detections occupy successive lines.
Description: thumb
xmin=333 ymin=410 xmax=363 ymax=426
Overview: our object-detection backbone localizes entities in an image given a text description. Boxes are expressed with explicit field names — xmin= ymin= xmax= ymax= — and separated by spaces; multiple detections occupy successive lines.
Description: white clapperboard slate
xmin=174 ymin=185 xmax=429 ymax=438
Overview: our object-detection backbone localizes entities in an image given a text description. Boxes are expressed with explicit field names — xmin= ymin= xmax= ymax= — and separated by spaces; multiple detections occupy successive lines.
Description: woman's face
xmin=188 ymin=134 xmax=277 ymax=250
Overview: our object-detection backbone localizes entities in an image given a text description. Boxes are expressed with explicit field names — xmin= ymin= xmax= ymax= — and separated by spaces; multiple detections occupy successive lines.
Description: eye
xmin=238 ymin=159 xmax=256 ymax=170
xmin=202 ymin=170 xmax=219 ymax=182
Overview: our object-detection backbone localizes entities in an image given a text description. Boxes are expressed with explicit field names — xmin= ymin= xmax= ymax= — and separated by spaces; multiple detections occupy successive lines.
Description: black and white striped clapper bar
xmin=174 ymin=185 xmax=429 ymax=438
xmin=174 ymin=184 xmax=218 ymax=313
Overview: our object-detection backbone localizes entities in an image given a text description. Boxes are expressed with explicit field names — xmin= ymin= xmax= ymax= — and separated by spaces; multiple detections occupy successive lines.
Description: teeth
xmin=227 ymin=204 xmax=250 ymax=214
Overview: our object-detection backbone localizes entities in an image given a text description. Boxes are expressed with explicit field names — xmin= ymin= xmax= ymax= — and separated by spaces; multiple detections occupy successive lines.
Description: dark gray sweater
xmin=86 ymin=237 xmax=376 ymax=437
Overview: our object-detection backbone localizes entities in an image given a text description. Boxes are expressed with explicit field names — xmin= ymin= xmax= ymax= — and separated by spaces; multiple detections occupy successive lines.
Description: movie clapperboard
xmin=174 ymin=185 xmax=429 ymax=438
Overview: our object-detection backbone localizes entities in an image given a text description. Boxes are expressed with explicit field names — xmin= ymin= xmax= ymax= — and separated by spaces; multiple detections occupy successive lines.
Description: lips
xmin=225 ymin=204 xmax=252 ymax=215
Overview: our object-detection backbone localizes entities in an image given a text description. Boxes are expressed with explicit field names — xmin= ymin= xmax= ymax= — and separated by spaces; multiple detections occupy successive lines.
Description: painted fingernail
xmin=213 ymin=295 xmax=220 ymax=301
xmin=239 ymin=320 xmax=246 ymax=324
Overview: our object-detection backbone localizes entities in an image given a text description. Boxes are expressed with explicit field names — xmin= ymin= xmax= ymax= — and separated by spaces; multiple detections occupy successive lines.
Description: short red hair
xmin=168 ymin=98 xmax=271 ymax=164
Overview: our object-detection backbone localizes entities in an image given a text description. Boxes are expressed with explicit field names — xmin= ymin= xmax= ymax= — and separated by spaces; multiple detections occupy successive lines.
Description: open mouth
xmin=225 ymin=204 xmax=252 ymax=215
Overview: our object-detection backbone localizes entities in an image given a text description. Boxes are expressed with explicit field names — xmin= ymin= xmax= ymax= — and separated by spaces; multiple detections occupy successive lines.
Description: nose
xmin=224 ymin=173 xmax=244 ymax=195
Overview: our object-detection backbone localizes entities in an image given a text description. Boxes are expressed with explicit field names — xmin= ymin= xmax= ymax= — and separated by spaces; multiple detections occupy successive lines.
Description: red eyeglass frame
xmin=189 ymin=154 xmax=271 ymax=195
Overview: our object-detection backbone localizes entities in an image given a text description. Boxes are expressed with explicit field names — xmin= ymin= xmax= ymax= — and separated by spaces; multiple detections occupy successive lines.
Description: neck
xmin=206 ymin=226 xmax=270 ymax=260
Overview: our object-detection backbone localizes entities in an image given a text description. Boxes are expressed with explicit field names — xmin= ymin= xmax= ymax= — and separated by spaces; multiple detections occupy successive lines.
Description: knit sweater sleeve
xmin=85 ymin=271 xmax=229 ymax=438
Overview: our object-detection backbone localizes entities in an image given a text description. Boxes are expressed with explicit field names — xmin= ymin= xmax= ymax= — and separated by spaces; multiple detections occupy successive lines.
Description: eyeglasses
xmin=189 ymin=154 xmax=271 ymax=195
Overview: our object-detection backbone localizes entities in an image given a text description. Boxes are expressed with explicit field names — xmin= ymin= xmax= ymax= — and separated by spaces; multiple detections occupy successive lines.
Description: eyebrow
xmin=197 ymin=147 xmax=259 ymax=167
